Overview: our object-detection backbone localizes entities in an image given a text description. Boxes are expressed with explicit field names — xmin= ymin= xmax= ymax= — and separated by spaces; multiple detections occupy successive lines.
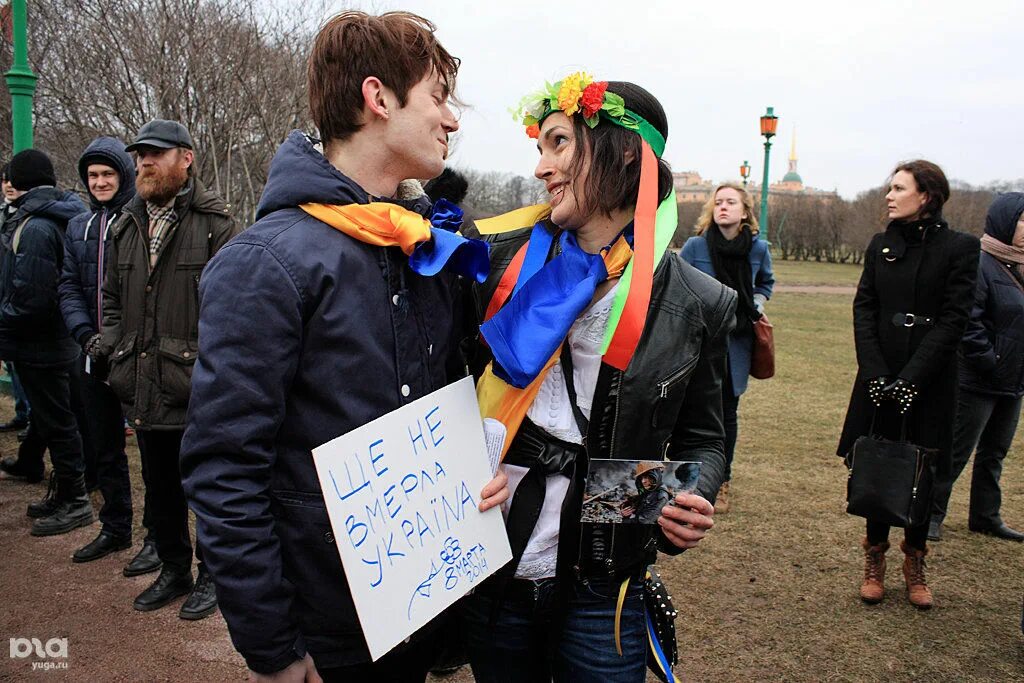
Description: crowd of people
xmin=1 ymin=123 xmax=239 ymax=620
xmin=0 ymin=8 xmax=1021 ymax=683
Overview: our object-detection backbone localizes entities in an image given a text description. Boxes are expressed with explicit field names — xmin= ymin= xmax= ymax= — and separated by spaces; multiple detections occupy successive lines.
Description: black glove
xmin=882 ymin=378 xmax=918 ymax=414
xmin=866 ymin=376 xmax=889 ymax=407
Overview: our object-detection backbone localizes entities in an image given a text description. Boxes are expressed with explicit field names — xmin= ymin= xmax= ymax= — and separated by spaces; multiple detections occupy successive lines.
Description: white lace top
xmin=504 ymin=282 xmax=619 ymax=579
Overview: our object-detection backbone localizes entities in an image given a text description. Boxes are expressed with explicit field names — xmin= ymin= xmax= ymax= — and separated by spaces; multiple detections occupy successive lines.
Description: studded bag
xmin=845 ymin=411 xmax=936 ymax=527
xmin=644 ymin=566 xmax=679 ymax=683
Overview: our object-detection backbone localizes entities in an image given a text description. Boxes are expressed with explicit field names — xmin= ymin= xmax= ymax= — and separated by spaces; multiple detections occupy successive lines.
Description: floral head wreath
xmin=511 ymin=72 xmax=666 ymax=158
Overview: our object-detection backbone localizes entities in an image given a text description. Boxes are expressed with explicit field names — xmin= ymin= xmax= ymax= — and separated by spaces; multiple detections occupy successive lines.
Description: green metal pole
xmin=1 ymin=0 xmax=35 ymax=397
xmin=759 ymin=108 xmax=774 ymax=243
xmin=5 ymin=0 xmax=38 ymax=153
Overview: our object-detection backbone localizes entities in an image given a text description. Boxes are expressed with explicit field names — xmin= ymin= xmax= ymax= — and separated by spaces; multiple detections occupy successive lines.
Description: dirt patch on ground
xmin=0 ymin=421 xmax=245 ymax=682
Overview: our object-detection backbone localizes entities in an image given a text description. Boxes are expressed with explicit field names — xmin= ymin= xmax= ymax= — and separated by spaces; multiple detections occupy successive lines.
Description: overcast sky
xmin=332 ymin=0 xmax=1021 ymax=198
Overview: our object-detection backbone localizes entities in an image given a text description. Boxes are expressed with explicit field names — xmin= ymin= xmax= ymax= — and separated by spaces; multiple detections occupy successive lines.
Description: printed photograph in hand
xmin=581 ymin=460 xmax=701 ymax=525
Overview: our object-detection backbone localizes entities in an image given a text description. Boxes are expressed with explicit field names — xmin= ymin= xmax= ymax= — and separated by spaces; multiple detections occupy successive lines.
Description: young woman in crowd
xmin=681 ymin=183 xmax=774 ymax=511
xmin=837 ymin=160 xmax=980 ymax=609
xmin=461 ymin=74 xmax=735 ymax=682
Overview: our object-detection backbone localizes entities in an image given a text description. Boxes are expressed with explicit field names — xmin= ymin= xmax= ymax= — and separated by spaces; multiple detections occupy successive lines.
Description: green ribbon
xmin=600 ymin=189 xmax=678 ymax=354
xmin=599 ymin=109 xmax=666 ymax=158
xmin=538 ymin=105 xmax=666 ymax=158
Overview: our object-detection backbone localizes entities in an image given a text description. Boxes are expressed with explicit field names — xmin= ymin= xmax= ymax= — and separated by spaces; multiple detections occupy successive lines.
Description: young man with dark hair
xmin=181 ymin=11 xmax=506 ymax=682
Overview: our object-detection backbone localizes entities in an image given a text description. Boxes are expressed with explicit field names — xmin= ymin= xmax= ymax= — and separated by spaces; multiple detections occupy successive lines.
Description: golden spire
xmin=789 ymin=127 xmax=797 ymax=162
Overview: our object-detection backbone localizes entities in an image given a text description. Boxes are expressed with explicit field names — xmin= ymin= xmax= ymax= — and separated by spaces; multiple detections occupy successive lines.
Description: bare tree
xmin=2 ymin=0 xmax=326 ymax=224
xmin=460 ymin=168 xmax=547 ymax=217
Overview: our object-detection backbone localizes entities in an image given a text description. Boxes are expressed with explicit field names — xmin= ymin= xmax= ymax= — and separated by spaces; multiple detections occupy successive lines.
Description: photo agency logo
xmin=8 ymin=637 xmax=69 ymax=671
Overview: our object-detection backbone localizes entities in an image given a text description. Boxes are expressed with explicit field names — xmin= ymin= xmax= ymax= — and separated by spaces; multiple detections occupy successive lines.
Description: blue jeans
xmin=461 ymin=576 xmax=647 ymax=683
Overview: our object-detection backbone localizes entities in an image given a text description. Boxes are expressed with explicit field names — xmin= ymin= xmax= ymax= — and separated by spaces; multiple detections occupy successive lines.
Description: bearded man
xmin=96 ymin=120 xmax=239 ymax=619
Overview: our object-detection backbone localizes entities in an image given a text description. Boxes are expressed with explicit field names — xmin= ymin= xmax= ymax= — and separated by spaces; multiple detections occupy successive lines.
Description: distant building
xmin=674 ymin=129 xmax=837 ymax=204
xmin=775 ymin=130 xmax=804 ymax=191
xmin=673 ymin=171 xmax=715 ymax=202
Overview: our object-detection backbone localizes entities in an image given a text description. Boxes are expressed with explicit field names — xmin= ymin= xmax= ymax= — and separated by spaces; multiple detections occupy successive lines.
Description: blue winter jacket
xmin=180 ymin=131 xmax=463 ymax=674
xmin=680 ymin=234 xmax=774 ymax=396
xmin=959 ymin=192 xmax=1024 ymax=398
xmin=58 ymin=137 xmax=136 ymax=346
xmin=0 ymin=186 xmax=87 ymax=365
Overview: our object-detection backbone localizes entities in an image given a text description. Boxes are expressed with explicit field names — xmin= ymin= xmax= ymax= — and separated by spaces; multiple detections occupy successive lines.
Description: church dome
xmin=782 ymin=170 xmax=802 ymax=184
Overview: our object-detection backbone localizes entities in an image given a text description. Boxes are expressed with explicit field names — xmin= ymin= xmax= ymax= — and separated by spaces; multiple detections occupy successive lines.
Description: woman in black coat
xmin=837 ymin=160 xmax=980 ymax=609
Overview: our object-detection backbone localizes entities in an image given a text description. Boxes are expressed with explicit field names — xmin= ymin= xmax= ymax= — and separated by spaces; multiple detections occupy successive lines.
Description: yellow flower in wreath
xmin=556 ymin=72 xmax=592 ymax=117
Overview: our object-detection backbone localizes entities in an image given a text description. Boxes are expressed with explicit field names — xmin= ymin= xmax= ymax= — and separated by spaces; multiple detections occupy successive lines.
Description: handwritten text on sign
xmin=312 ymin=377 xmax=511 ymax=661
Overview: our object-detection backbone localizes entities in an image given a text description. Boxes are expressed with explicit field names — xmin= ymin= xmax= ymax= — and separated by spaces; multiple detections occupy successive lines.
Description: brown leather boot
xmin=860 ymin=538 xmax=888 ymax=604
xmin=715 ymin=481 xmax=730 ymax=514
xmin=901 ymin=541 xmax=933 ymax=609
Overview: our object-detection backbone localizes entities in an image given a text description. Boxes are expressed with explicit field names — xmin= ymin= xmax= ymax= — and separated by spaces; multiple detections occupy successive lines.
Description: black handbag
xmin=845 ymin=413 xmax=936 ymax=527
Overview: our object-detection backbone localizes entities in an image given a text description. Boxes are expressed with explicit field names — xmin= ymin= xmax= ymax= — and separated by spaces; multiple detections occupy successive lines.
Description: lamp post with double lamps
xmin=758 ymin=107 xmax=779 ymax=242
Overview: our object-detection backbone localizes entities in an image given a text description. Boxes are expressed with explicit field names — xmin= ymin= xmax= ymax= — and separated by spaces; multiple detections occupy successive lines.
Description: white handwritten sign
xmin=312 ymin=376 xmax=512 ymax=661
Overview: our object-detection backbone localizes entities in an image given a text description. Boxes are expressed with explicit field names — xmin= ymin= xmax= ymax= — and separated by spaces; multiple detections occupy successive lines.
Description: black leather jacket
xmin=470 ymin=224 xmax=736 ymax=579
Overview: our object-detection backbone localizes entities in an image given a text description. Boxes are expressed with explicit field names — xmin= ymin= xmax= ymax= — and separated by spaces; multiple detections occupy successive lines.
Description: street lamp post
xmin=0 ymin=0 xmax=35 ymax=398
xmin=740 ymin=160 xmax=751 ymax=187
xmin=758 ymin=106 xmax=778 ymax=242
xmin=4 ymin=0 xmax=38 ymax=152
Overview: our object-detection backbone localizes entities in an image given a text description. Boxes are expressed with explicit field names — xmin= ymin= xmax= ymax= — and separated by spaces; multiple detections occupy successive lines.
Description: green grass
xmin=667 ymin=290 xmax=1024 ymax=682
xmin=770 ymin=259 xmax=863 ymax=287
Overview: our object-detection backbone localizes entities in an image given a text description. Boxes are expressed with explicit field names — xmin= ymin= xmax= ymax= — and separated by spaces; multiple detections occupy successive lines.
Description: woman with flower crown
xmin=460 ymin=74 xmax=736 ymax=682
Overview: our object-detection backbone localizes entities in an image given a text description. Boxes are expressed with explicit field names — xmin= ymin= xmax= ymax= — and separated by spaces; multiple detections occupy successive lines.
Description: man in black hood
xmin=59 ymin=137 xmax=160 ymax=570
xmin=0 ymin=148 xmax=94 ymax=537
xmin=930 ymin=192 xmax=1024 ymax=543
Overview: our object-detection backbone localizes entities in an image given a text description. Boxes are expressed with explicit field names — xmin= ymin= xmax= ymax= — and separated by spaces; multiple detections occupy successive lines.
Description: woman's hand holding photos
xmin=658 ymin=492 xmax=715 ymax=550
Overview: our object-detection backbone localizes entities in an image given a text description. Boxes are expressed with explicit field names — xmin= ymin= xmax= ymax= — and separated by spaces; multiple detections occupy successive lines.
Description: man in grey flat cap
xmin=93 ymin=119 xmax=239 ymax=620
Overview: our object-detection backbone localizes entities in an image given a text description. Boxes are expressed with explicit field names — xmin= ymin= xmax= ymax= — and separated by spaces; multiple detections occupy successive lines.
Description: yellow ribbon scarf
xmin=300 ymin=202 xmax=433 ymax=253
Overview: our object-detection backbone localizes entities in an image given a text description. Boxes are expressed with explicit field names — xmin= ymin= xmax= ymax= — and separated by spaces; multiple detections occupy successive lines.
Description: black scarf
xmin=706 ymin=224 xmax=758 ymax=336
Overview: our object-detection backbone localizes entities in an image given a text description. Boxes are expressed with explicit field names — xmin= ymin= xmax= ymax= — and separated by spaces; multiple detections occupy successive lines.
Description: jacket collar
xmin=879 ymin=215 xmax=948 ymax=260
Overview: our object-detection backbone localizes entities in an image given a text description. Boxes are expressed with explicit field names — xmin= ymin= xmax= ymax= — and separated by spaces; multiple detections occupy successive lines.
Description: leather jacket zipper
xmin=657 ymin=356 xmax=700 ymax=398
